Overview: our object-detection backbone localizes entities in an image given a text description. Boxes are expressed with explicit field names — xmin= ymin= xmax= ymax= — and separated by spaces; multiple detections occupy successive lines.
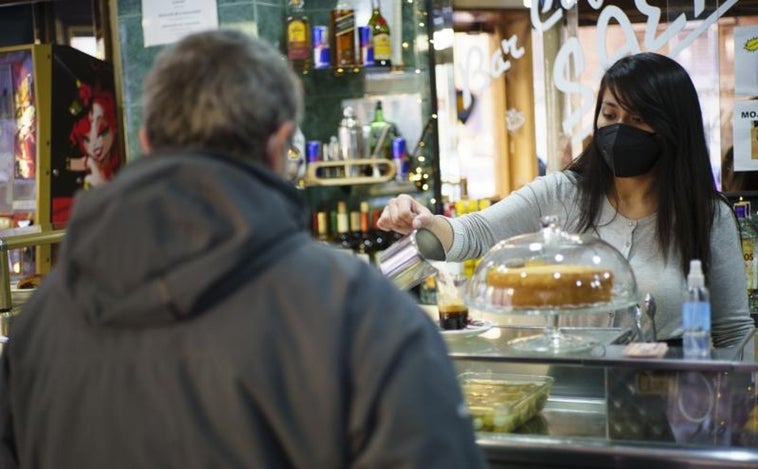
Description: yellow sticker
xmin=745 ymin=36 xmax=758 ymax=52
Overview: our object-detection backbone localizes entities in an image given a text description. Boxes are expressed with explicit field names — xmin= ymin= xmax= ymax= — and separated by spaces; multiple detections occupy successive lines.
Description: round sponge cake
xmin=485 ymin=264 xmax=614 ymax=308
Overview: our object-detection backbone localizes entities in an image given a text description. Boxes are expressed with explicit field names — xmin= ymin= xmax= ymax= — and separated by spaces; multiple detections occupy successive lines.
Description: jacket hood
xmin=55 ymin=150 xmax=309 ymax=328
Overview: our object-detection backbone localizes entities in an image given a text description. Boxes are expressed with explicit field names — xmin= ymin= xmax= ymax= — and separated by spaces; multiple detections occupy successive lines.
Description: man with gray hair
xmin=0 ymin=30 xmax=484 ymax=468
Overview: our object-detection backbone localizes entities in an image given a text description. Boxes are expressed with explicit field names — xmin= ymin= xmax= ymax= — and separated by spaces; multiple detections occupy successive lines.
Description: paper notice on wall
xmin=142 ymin=0 xmax=219 ymax=48
xmin=733 ymin=100 xmax=758 ymax=171
xmin=734 ymin=26 xmax=758 ymax=97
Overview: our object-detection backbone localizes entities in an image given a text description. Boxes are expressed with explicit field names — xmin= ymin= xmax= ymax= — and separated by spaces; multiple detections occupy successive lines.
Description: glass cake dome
xmin=465 ymin=215 xmax=641 ymax=354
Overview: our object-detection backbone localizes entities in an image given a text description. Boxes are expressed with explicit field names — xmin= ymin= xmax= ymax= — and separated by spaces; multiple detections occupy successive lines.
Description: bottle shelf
xmin=295 ymin=64 xmax=414 ymax=78
xmin=305 ymin=158 xmax=397 ymax=187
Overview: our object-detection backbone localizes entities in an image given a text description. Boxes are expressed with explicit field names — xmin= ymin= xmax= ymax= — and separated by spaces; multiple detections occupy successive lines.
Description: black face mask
xmin=596 ymin=123 xmax=662 ymax=177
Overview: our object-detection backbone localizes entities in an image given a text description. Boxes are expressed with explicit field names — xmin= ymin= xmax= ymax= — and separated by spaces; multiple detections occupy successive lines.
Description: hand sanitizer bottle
xmin=682 ymin=259 xmax=711 ymax=359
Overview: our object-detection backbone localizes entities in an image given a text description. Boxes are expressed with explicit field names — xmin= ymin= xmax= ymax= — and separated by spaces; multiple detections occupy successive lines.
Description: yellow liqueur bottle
xmin=286 ymin=0 xmax=312 ymax=71
xmin=368 ymin=0 xmax=391 ymax=68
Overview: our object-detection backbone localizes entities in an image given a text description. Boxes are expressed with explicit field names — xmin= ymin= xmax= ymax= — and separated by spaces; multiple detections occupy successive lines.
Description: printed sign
xmin=735 ymin=26 xmax=758 ymax=97
xmin=733 ymin=100 xmax=758 ymax=171
xmin=142 ymin=0 xmax=219 ymax=48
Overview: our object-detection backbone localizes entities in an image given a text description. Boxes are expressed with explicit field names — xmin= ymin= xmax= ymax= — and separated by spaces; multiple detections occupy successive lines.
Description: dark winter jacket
xmin=0 ymin=150 xmax=485 ymax=468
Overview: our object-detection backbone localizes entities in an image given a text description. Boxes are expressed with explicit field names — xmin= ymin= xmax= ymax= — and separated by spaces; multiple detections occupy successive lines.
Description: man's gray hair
xmin=142 ymin=29 xmax=303 ymax=162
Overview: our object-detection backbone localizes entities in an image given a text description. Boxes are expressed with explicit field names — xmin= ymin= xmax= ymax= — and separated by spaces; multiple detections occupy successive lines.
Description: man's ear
xmin=265 ymin=120 xmax=296 ymax=172
xmin=139 ymin=127 xmax=152 ymax=155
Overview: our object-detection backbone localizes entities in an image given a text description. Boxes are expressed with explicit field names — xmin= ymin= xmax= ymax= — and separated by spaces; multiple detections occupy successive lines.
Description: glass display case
xmin=444 ymin=325 xmax=758 ymax=468
xmin=432 ymin=216 xmax=758 ymax=467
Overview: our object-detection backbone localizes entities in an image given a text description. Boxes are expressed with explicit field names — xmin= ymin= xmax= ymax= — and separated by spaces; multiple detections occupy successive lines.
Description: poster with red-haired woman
xmin=51 ymin=46 xmax=122 ymax=225
xmin=66 ymin=81 xmax=120 ymax=186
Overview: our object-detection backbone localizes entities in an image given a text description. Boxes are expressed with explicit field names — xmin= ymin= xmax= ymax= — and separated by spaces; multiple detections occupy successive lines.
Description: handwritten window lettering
xmin=458 ymin=1 xmax=738 ymax=137
xmin=458 ymin=34 xmax=525 ymax=112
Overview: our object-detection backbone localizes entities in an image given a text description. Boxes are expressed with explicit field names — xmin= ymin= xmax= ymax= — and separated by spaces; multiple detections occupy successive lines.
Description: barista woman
xmin=379 ymin=52 xmax=754 ymax=347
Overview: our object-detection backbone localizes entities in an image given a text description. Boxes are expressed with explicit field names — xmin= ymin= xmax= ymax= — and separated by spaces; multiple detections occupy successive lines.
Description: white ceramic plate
xmin=439 ymin=320 xmax=493 ymax=340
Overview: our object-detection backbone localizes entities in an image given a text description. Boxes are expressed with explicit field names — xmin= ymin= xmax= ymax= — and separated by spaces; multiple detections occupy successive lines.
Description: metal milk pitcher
xmin=377 ymin=228 xmax=444 ymax=290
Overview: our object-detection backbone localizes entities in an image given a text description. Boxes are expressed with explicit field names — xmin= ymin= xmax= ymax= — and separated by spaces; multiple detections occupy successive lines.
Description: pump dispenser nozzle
xmin=687 ymin=259 xmax=705 ymax=289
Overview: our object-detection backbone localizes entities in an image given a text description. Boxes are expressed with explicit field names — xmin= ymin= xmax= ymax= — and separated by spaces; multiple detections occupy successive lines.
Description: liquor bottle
xmin=368 ymin=0 xmax=392 ymax=68
xmin=682 ymin=259 xmax=711 ymax=359
xmin=330 ymin=0 xmax=356 ymax=68
xmin=734 ymin=202 xmax=758 ymax=311
xmin=313 ymin=211 xmax=331 ymax=243
xmin=368 ymin=101 xmax=397 ymax=159
xmin=285 ymin=0 xmax=312 ymax=71
xmin=333 ymin=201 xmax=355 ymax=254
xmin=371 ymin=207 xmax=390 ymax=257
xmin=358 ymin=201 xmax=375 ymax=263
xmin=349 ymin=208 xmax=367 ymax=261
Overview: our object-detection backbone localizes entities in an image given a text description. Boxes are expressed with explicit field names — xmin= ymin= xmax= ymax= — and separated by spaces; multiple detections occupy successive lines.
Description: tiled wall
xmin=115 ymin=0 xmax=426 ymax=161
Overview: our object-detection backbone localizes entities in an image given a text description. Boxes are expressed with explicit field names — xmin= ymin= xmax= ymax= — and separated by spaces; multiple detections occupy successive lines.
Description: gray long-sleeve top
xmin=446 ymin=171 xmax=754 ymax=347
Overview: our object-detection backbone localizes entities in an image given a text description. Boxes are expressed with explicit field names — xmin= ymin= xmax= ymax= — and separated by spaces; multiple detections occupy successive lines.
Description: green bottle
xmin=368 ymin=100 xmax=397 ymax=159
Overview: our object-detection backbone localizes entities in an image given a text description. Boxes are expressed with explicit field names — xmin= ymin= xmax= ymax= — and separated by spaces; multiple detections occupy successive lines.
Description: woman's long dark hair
xmin=566 ymin=52 xmax=718 ymax=277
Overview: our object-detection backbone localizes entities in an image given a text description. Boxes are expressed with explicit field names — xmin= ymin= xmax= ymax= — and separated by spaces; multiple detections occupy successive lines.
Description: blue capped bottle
xmin=682 ymin=259 xmax=711 ymax=359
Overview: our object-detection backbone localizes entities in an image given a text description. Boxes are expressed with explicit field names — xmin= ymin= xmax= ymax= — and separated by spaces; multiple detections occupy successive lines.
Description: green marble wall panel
xmin=117 ymin=15 xmax=161 ymax=105
xmin=255 ymin=3 xmax=285 ymax=51
xmin=124 ymin=102 xmax=142 ymax=160
xmin=299 ymin=69 xmax=366 ymax=142
xmin=116 ymin=0 xmax=140 ymax=16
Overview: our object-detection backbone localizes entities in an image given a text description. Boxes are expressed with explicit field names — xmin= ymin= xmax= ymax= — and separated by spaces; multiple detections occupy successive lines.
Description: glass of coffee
xmin=436 ymin=272 xmax=469 ymax=330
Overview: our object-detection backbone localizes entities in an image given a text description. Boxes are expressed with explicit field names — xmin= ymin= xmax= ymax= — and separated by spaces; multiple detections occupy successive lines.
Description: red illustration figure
xmin=67 ymin=82 xmax=120 ymax=187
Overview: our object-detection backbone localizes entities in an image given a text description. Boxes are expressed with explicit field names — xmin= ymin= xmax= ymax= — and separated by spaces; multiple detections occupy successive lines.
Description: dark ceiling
xmin=0 ymin=0 xmax=94 ymax=25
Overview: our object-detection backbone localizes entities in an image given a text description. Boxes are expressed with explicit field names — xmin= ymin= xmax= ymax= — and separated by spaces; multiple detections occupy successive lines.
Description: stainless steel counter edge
xmin=450 ymin=344 xmax=758 ymax=372
xmin=477 ymin=433 xmax=758 ymax=468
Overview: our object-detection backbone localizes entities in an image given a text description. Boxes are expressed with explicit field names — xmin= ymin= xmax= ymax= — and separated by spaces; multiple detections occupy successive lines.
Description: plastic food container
xmin=459 ymin=372 xmax=554 ymax=433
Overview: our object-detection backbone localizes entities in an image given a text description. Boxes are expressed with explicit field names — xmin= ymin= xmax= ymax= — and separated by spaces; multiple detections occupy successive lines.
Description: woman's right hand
xmin=377 ymin=194 xmax=434 ymax=235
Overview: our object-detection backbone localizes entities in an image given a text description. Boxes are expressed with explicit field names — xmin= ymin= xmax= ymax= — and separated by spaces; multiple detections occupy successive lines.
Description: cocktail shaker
xmin=337 ymin=106 xmax=363 ymax=177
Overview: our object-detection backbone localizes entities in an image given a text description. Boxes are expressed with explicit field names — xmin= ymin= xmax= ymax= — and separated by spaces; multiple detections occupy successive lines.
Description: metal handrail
xmin=0 ymin=229 xmax=66 ymax=313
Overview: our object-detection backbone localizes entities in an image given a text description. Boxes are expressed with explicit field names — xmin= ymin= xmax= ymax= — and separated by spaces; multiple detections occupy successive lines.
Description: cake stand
xmin=465 ymin=216 xmax=641 ymax=355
